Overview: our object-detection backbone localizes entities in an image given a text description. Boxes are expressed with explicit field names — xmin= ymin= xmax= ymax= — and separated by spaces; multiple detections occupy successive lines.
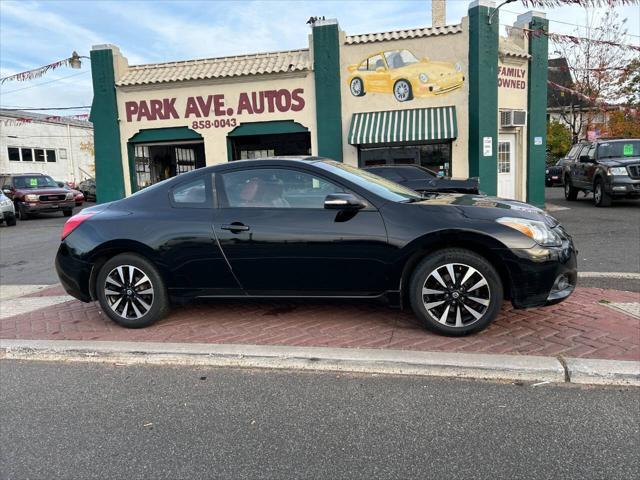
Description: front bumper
xmin=500 ymin=237 xmax=577 ymax=309
xmin=605 ymin=176 xmax=640 ymax=197
xmin=19 ymin=199 xmax=75 ymax=213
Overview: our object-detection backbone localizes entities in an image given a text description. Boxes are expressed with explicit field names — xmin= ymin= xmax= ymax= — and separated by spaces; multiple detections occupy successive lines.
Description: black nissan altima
xmin=56 ymin=157 xmax=577 ymax=336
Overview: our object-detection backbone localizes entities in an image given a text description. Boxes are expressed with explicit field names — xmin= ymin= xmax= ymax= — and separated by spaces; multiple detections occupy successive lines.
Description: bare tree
xmin=549 ymin=9 xmax=633 ymax=141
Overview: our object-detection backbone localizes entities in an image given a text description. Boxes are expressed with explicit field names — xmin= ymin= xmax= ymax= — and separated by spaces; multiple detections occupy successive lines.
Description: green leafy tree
xmin=546 ymin=121 xmax=572 ymax=164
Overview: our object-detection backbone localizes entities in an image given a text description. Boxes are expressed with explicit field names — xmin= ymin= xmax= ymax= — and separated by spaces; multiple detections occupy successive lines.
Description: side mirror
xmin=324 ymin=193 xmax=366 ymax=211
xmin=376 ymin=66 xmax=386 ymax=73
xmin=579 ymin=155 xmax=592 ymax=163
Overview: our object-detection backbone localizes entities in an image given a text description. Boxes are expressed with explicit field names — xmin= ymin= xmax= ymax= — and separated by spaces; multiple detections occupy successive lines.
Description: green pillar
xmin=468 ymin=1 xmax=499 ymax=195
xmin=89 ymin=46 xmax=125 ymax=203
xmin=522 ymin=13 xmax=548 ymax=208
xmin=312 ymin=20 xmax=343 ymax=162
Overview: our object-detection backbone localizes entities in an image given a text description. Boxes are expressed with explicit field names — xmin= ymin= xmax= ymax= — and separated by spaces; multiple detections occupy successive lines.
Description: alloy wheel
xmin=103 ymin=265 xmax=154 ymax=320
xmin=594 ymin=183 xmax=602 ymax=204
xmin=350 ymin=78 xmax=363 ymax=96
xmin=421 ymin=263 xmax=491 ymax=328
xmin=394 ymin=80 xmax=410 ymax=101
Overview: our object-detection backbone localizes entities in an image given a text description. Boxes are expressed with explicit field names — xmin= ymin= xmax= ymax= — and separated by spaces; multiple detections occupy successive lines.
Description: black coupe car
xmin=56 ymin=158 xmax=576 ymax=336
xmin=364 ymin=165 xmax=480 ymax=194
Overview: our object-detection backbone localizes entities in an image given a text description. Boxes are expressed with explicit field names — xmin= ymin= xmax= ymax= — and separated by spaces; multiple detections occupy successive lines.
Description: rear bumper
xmin=55 ymin=243 xmax=93 ymax=302
xmin=500 ymin=240 xmax=577 ymax=309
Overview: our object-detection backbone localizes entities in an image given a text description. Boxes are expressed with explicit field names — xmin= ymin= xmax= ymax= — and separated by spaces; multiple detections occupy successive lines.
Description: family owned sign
xmin=124 ymin=88 xmax=305 ymax=129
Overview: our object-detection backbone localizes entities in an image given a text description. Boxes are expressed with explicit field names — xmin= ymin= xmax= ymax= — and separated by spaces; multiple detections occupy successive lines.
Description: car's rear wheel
xmin=96 ymin=253 xmax=169 ymax=328
xmin=393 ymin=79 xmax=413 ymax=102
xmin=350 ymin=77 xmax=365 ymax=97
xmin=409 ymin=249 xmax=503 ymax=336
xmin=593 ymin=178 xmax=611 ymax=207
xmin=564 ymin=177 xmax=578 ymax=201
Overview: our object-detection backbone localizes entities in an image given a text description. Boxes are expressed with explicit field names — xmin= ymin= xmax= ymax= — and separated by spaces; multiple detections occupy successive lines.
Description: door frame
xmin=497 ymin=133 xmax=517 ymax=199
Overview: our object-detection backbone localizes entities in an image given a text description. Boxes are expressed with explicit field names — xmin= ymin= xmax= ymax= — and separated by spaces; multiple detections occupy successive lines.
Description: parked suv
xmin=563 ymin=139 xmax=640 ymax=207
xmin=0 ymin=173 xmax=76 ymax=219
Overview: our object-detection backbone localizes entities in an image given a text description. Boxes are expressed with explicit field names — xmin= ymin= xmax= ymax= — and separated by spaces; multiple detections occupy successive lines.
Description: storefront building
xmin=90 ymin=0 xmax=548 ymax=206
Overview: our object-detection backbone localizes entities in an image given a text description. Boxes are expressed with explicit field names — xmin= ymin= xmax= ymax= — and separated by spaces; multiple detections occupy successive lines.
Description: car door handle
xmin=221 ymin=223 xmax=250 ymax=233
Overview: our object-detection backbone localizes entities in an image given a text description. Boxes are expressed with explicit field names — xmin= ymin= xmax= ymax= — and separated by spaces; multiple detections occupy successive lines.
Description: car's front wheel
xmin=409 ymin=249 xmax=503 ymax=336
xmin=15 ymin=203 xmax=29 ymax=220
xmin=63 ymin=209 xmax=73 ymax=217
xmin=593 ymin=178 xmax=612 ymax=207
xmin=96 ymin=253 xmax=169 ymax=328
xmin=393 ymin=79 xmax=413 ymax=102
xmin=564 ymin=177 xmax=578 ymax=201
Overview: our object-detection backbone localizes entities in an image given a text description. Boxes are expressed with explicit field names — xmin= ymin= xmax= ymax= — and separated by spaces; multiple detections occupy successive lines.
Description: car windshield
xmin=597 ymin=140 xmax=640 ymax=159
xmin=14 ymin=175 xmax=57 ymax=189
xmin=384 ymin=50 xmax=420 ymax=69
xmin=317 ymin=162 xmax=422 ymax=202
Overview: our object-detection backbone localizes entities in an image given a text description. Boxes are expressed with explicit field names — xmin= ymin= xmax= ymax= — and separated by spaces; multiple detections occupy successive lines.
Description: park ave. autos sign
xmin=123 ymin=88 xmax=305 ymax=130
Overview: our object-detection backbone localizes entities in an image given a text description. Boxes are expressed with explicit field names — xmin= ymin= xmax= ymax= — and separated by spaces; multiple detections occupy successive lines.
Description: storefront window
xmin=359 ymin=142 xmax=452 ymax=177
xmin=135 ymin=145 xmax=151 ymax=189
xmin=175 ymin=147 xmax=196 ymax=174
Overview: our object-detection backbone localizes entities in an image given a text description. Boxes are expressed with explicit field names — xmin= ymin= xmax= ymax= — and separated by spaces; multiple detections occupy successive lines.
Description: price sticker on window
xmin=29 ymin=178 xmax=38 ymax=186
xmin=623 ymin=144 xmax=634 ymax=156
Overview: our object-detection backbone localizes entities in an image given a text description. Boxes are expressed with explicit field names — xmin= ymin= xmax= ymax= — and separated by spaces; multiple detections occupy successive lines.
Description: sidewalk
xmin=1 ymin=284 xmax=638 ymax=361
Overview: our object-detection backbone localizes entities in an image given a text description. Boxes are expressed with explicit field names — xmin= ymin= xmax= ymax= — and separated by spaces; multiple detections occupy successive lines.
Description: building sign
xmin=498 ymin=66 xmax=526 ymax=90
xmin=124 ymin=88 xmax=305 ymax=130
xmin=483 ymin=136 xmax=493 ymax=156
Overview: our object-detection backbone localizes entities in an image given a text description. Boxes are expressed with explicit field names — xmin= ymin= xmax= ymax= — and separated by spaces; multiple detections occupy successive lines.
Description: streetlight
xmin=69 ymin=51 xmax=90 ymax=69
xmin=488 ymin=0 xmax=517 ymax=25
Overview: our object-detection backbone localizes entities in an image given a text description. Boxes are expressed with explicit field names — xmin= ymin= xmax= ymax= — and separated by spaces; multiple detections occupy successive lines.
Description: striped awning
xmin=348 ymin=106 xmax=458 ymax=145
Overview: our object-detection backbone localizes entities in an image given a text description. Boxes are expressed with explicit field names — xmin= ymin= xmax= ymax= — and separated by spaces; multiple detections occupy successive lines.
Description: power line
xmin=0 ymin=71 xmax=90 ymax=95
xmin=0 ymin=106 xmax=92 ymax=111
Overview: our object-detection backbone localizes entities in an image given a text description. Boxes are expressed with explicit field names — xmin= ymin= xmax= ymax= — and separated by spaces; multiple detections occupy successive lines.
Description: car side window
xmin=221 ymin=168 xmax=346 ymax=209
xmin=170 ymin=175 xmax=213 ymax=208
xmin=368 ymin=54 xmax=385 ymax=71
xmin=586 ymin=144 xmax=596 ymax=159
xmin=566 ymin=144 xmax=580 ymax=160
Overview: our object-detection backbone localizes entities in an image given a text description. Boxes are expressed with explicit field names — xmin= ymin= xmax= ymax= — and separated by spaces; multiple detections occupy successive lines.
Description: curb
xmin=2 ymin=339 xmax=638 ymax=386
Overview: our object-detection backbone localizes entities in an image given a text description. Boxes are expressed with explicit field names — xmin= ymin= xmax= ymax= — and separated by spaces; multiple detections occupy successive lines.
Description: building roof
xmin=499 ymin=37 xmax=530 ymax=59
xmin=547 ymin=57 xmax=591 ymax=108
xmin=0 ymin=109 xmax=93 ymax=128
xmin=116 ymin=49 xmax=311 ymax=87
xmin=345 ymin=24 xmax=463 ymax=45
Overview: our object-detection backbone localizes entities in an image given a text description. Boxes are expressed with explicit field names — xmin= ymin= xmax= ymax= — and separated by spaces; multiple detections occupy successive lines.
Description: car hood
xmin=411 ymin=193 xmax=556 ymax=225
xmin=395 ymin=61 xmax=457 ymax=76
xmin=598 ymin=157 xmax=640 ymax=167
xmin=16 ymin=187 xmax=70 ymax=196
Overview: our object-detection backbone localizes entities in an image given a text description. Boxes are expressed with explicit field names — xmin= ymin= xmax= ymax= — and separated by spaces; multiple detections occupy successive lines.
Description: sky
xmin=1 ymin=0 xmax=639 ymax=116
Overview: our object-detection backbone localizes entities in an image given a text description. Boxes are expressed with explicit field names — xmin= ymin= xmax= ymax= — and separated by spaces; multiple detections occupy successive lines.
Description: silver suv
xmin=0 ymin=191 xmax=17 ymax=226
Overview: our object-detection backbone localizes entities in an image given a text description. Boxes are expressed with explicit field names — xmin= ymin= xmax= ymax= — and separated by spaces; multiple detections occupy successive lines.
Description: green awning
xmin=348 ymin=106 xmax=458 ymax=145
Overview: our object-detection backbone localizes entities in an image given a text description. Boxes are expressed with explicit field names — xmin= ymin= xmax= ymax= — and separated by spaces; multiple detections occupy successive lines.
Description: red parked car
xmin=56 ymin=181 xmax=85 ymax=207
xmin=0 ymin=173 xmax=76 ymax=220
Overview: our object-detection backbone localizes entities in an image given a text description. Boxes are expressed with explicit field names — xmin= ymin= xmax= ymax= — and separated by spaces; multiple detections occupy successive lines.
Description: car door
xmin=365 ymin=54 xmax=390 ymax=93
xmin=573 ymin=143 xmax=592 ymax=188
xmin=213 ymin=166 xmax=392 ymax=296
xmin=161 ymin=174 xmax=242 ymax=296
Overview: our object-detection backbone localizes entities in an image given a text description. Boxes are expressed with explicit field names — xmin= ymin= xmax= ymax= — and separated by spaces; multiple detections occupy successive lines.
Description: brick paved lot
xmin=1 ymin=286 xmax=639 ymax=361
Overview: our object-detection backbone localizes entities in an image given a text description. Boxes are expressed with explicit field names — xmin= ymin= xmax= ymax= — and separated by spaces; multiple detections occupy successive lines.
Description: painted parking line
xmin=0 ymin=284 xmax=54 ymax=301
xmin=579 ymin=272 xmax=640 ymax=280
xmin=604 ymin=302 xmax=640 ymax=320
xmin=0 ymin=295 xmax=75 ymax=320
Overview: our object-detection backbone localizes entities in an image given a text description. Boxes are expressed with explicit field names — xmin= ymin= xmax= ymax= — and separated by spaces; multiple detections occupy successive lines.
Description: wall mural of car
xmin=347 ymin=49 xmax=465 ymax=102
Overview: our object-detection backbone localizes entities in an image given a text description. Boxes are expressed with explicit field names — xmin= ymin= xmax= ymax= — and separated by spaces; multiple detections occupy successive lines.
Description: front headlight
xmin=0 ymin=199 xmax=11 ymax=207
xmin=455 ymin=62 xmax=462 ymax=72
xmin=419 ymin=73 xmax=429 ymax=83
xmin=496 ymin=217 xmax=562 ymax=247
xmin=65 ymin=192 xmax=74 ymax=200
xmin=24 ymin=194 xmax=38 ymax=202
xmin=608 ymin=166 xmax=628 ymax=176
xmin=545 ymin=169 xmax=549 ymax=174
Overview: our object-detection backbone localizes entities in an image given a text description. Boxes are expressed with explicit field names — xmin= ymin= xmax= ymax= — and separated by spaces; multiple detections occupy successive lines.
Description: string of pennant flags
xmin=506 ymin=26 xmax=640 ymax=52
xmin=4 ymin=114 xmax=90 ymax=125
xmin=519 ymin=0 xmax=639 ymax=7
xmin=0 ymin=57 xmax=75 ymax=85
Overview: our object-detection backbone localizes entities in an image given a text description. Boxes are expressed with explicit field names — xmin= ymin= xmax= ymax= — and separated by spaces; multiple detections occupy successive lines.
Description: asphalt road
xmin=0 ymin=203 xmax=93 ymax=286
xmin=1 ymin=361 xmax=638 ymax=480
xmin=545 ymin=186 xmax=640 ymax=290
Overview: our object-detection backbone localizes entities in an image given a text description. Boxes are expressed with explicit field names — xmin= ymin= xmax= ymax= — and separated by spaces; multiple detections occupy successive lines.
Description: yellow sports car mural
xmin=346 ymin=49 xmax=465 ymax=102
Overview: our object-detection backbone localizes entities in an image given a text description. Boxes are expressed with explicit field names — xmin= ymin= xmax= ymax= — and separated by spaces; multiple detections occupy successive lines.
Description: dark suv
xmin=563 ymin=139 xmax=640 ymax=207
xmin=0 ymin=173 xmax=76 ymax=219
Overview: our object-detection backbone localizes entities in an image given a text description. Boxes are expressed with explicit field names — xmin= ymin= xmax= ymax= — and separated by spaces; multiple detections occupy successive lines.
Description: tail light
xmin=61 ymin=212 xmax=94 ymax=240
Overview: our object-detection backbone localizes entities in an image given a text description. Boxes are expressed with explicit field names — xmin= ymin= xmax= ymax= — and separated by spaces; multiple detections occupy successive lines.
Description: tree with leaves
xmin=546 ymin=121 xmax=573 ymax=163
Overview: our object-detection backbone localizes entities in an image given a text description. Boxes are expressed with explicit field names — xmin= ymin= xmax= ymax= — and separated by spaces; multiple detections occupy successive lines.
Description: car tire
xmin=393 ymin=79 xmax=413 ymax=102
xmin=5 ymin=215 xmax=16 ymax=226
xmin=15 ymin=203 xmax=29 ymax=220
xmin=593 ymin=178 xmax=612 ymax=207
xmin=350 ymin=77 xmax=366 ymax=97
xmin=409 ymin=249 xmax=503 ymax=336
xmin=564 ymin=177 xmax=578 ymax=201
xmin=545 ymin=180 xmax=552 ymax=187
xmin=63 ymin=209 xmax=73 ymax=217
xmin=96 ymin=253 xmax=169 ymax=328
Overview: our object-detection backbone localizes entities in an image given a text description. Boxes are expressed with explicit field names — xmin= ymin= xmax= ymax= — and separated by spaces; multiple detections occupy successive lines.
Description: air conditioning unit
xmin=500 ymin=110 xmax=527 ymax=128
